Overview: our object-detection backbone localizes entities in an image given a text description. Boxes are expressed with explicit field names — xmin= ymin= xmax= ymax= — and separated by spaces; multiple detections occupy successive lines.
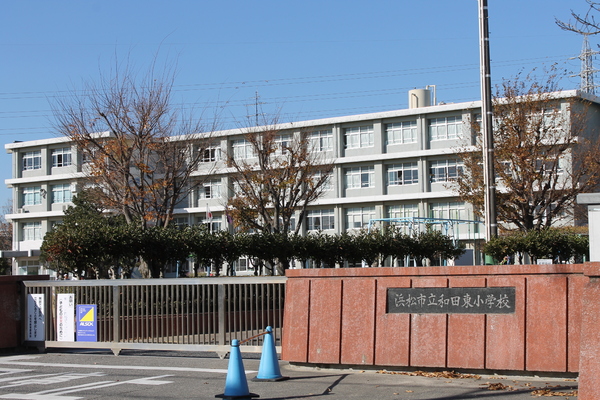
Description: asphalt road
xmin=0 ymin=350 xmax=578 ymax=400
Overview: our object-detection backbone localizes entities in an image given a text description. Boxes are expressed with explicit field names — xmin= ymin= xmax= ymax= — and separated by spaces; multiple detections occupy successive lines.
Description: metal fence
xmin=22 ymin=277 xmax=286 ymax=356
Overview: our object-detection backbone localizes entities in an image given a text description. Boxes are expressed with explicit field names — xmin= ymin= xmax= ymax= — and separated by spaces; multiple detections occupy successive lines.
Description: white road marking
xmin=0 ymin=375 xmax=174 ymax=400
xmin=0 ymin=371 xmax=32 ymax=378
xmin=0 ymin=357 xmax=253 ymax=374
xmin=0 ymin=373 xmax=106 ymax=389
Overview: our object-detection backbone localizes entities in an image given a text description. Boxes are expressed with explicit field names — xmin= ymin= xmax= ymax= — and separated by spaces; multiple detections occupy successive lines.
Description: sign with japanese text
xmin=76 ymin=305 xmax=97 ymax=342
xmin=56 ymin=293 xmax=75 ymax=341
xmin=27 ymin=294 xmax=45 ymax=341
xmin=387 ymin=287 xmax=516 ymax=314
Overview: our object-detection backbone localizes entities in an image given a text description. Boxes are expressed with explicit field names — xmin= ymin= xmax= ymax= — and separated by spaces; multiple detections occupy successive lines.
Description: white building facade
xmin=5 ymin=89 xmax=598 ymax=276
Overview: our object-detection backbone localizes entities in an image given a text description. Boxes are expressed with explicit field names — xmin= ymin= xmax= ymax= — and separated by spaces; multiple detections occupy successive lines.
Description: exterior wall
xmin=282 ymin=264 xmax=586 ymax=373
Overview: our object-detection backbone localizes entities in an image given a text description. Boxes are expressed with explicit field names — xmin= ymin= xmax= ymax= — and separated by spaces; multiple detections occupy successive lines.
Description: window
xmin=345 ymin=125 xmax=374 ymax=149
xmin=345 ymin=166 xmax=374 ymax=189
xmin=313 ymin=170 xmax=333 ymax=191
xmin=81 ymin=148 xmax=99 ymax=165
xmin=51 ymin=184 xmax=72 ymax=203
xmin=429 ymin=116 xmax=463 ymax=141
xmin=274 ymin=134 xmax=291 ymax=155
xmin=197 ymin=217 xmax=222 ymax=233
xmin=22 ymin=222 xmax=42 ymax=241
xmin=430 ymin=160 xmax=463 ymax=183
xmin=22 ymin=186 xmax=42 ymax=206
xmin=387 ymin=204 xmax=419 ymax=235
xmin=234 ymin=257 xmax=251 ymax=273
xmin=429 ymin=202 xmax=467 ymax=220
xmin=204 ymin=220 xmax=222 ymax=233
xmin=306 ymin=209 xmax=335 ymax=231
xmin=386 ymin=121 xmax=417 ymax=145
xmin=23 ymin=151 xmax=42 ymax=171
xmin=345 ymin=207 xmax=376 ymax=230
xmin=232 ymin=139 xmax=255 ymax=160
xmin=388 ymin=204 xmax=419 ymax=220
xmin=51 ymin=147 xmax=72 ymax=168
xmin=535 ymin=158 xmax=564 ymax=176
xmin=387 ymin=163 xmax=419 ymax=186
xmin=309 ymin=129 xmax=333 ymax=152
xmin=198 ymin=179 xmax=222 ymax=200
xmin=172 ymin=217 xmax=189 ymax=228
xmin=18 ymin=259 xmax=41 ymax=275
xmin=201 ymin=143 xmax=221 ymax=162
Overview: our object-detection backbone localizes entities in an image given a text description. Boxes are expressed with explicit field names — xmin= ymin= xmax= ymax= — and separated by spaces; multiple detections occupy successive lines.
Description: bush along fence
xmin=41 ymin=226 xmax=466 ymax=279
xmin=483 ymin=228 xmax=589 ymax=264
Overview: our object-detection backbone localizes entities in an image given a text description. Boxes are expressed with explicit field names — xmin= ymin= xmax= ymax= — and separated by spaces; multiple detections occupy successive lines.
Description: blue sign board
xmin=76 ymin=305 xmax=97 ymax=342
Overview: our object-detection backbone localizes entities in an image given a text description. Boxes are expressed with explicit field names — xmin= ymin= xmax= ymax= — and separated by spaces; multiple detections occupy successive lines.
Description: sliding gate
xmin=22 ymin=277 xmax=286 ymax=355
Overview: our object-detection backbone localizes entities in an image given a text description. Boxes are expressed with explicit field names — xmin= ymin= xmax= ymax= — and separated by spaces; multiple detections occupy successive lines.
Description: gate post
xmin=578 ymin=263 xmax=600 ymax=400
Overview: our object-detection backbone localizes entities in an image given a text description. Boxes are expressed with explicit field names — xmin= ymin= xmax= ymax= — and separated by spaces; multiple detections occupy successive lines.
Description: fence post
xmin=218 ymin=283 xmax=226 ymax=346
xmin=112 ymin=285 xmax=120 ymax=343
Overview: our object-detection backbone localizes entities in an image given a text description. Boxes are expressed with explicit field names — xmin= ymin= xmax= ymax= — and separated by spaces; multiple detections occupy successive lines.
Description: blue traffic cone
xmin=216 ymin=339 xmax=259 ymax=399
xmin=253 ymin=326 xmax=289 ymax=382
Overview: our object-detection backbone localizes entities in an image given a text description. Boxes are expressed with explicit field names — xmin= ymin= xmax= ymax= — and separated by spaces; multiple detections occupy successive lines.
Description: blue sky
xmin=0 ymin=0 xmax=592 ymax=205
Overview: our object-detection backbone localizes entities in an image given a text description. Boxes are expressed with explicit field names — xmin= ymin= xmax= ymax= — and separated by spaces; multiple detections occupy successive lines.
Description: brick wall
xmin=282 ymin=264 xmax=587 ymax=373
xmin=0 ymin=275 xmax=49 ymax=349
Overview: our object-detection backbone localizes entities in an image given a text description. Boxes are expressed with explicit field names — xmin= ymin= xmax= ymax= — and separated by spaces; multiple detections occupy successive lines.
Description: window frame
xmin=387 ymin=204 xmax=419 ymax=219
xmin=345 ymin=206 xmax=376 ymax=230
xmin=345 ymin=125 xmax=374 ymax=149
xmin=51 ymin=147 xmax=72 ymax=168
xmin=198 ymin=179 xmax=222 ymax=200
xmin=22 ymin=221 xmax=42 ymax=241
xmin=387 ymin=162 xmax=419 ymax=186
xmin=22 ymin=151 xmax=42 ymax=171
xmin=386 ymin=121 xmax=417 ymax=145
xmin=51 ymin=183 xmax=73 ymax=204
xmin=429 ymin=116 xmax=463 ymax=141
xmin=345 ymin=166 xmax=375 ymax=189
xmin=232 ymin=139 xmax=256 ymax=160
xmin=309 ymin=129 xmax=333 ymax=152
xmin=306 ymin=209 xmax=335 ymax=231
xmin=430 ymin=160 xmax=464 ymax=183
xmin=22 ymin=186 xmax=42 ymax=206
xmin=429 ymin=201 xmax=467 ymax=220
xmin=201 ymin=143 xmax=221 ymax=163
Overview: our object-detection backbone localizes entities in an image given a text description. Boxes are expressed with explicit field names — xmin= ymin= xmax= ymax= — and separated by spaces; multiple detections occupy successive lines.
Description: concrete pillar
xmin=577 ymin=193 xmax=600 ymax=262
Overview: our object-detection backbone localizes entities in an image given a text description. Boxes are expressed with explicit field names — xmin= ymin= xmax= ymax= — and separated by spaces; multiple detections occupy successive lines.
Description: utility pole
xmin=478 ymin=0 xmax=497 ymax=241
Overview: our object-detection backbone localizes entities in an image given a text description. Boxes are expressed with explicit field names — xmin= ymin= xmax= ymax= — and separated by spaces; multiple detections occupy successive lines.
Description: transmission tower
xmin=572 ymin=33 xmax=600 ymax=94
xmin=557 ymin=1 xmax=600 ymax=94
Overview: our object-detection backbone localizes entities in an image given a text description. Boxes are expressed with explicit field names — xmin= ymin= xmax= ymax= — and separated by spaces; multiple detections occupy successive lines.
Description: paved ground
xmin=0 ymin=350 xmax=578 ymax=399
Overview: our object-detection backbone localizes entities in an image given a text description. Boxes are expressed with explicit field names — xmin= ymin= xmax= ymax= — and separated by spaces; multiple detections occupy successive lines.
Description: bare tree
xmin=556 ymin=1 xmax=600 ymax=34
xmin=53 ymin=63 xmax=216 ymax=230
xmin=227 ymin=117 xmax=334 ymax=236
xmin=454 ymin=71 xmax=600 ymax=232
